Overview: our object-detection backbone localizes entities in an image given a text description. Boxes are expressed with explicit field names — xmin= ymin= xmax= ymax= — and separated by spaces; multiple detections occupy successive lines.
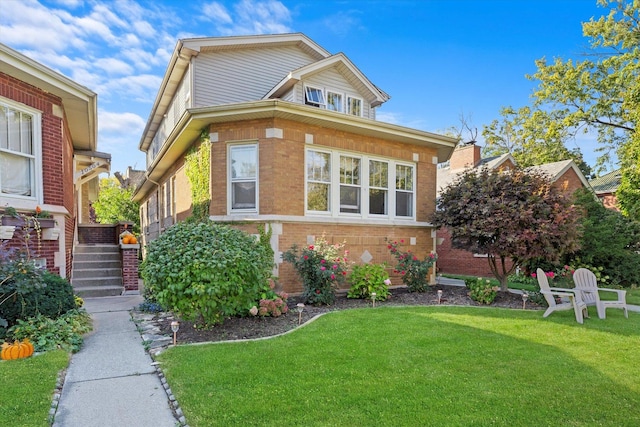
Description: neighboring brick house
xmin=589 ymin=169 xmax=621 ymax=211
xmin=0 ymin=43 xmax=109 ymax=278
xmin=133 ymin=33 xmax=457 ymax=293
xmin=435 ymin=142 xmax=591 ymax=278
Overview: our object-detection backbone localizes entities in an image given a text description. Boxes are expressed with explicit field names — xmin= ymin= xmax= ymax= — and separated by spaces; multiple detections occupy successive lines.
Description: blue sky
xmin=0 ymin=0 xmax=608 ymax=174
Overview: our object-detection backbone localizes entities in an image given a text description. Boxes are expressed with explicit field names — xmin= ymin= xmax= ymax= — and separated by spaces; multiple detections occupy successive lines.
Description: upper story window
xmin=347 ymin=96 xmax=362 ymax=117
xmin=229 ymin=144 xmax=258 ymax=212
xmin=326 ymin=91 xmax=343 ymax=112
xmin=306 ymin=148 xmax=415 ymax=220
xmin=304 ymin=86 xmax=325 ymax=108
xmin=0 ymin=99 xmax=42 ymax=203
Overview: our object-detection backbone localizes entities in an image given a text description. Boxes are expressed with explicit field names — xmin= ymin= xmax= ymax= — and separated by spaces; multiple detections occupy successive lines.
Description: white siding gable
xmin=193 ymin=46 xmax=317 ymax=107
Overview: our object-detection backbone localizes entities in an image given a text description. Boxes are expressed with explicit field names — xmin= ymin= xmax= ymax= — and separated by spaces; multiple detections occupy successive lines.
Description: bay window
xmin=229 ymin=144 xmax=258 ymax=211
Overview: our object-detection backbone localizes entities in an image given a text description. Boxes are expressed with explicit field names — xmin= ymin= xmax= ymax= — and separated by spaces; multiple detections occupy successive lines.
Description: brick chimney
xmin=449 ymin=143 xmax=481 ymax=170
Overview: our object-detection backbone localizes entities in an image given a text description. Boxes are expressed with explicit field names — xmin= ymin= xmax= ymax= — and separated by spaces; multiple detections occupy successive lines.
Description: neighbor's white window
xmin=347 ymin=96 xmax=362 ymax=116
xmin=326 ymin=91 xmax=343 ymax=112
xmin=229 ymin=144 xmax=258 ymax=211
xmin=0 ymin=99 xmax=42 ymax=202
xmin=306 ymin=150 xmax=331 ymax=212
xmin=339 ymin=155 xmax=361 ymax=213
xmin=395 ymin=164 xmax=414 ymax=217
xmin=304 ymin=86 xmax=325 ymax=108
xmin=369 ymin=160 xmax=388 ymax=215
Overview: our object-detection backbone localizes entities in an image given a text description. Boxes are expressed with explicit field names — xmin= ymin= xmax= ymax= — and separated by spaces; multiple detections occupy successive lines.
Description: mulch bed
xmin=150 ymin=285 xmax=541 ymax=345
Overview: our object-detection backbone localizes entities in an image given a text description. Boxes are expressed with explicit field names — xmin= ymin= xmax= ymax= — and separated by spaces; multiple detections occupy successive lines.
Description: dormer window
xmin=347 ymin=96 xmax=362 ymax=117
xmin=304 ymin=86 xmax=324 ymax=108
xmin=326 ymin=91 xmax=343 ymax=112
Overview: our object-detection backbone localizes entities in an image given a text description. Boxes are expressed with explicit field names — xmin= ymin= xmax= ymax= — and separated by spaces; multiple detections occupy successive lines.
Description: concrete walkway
xmin=53 ymin=294 xmax=177 ymax=427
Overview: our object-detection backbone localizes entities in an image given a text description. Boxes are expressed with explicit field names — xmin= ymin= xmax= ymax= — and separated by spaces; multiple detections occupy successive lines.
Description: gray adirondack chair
xmin=536 ymin=268 xmax=588 ymax=324
xmin=572 ymin=268 xmax=628 ymax=319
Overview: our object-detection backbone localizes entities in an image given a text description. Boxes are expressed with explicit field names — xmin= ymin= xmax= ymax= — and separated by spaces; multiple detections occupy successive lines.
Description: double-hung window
xmin=339 ymin=155 xmax=360 ymax=213
xmin=347 ymin=96 xmax=362 ymax=116
xmin=0 ymin=99 xmax=41 ymax=201
xmin=229 ymin=144 xmax=258 ymax=211
xmin=306 ymin=150 xmax=331 ymax=212
xmin=395 ymin=164 xmax=414 ymax=217
xmin=304 ymin=86 xmax=324 ymax=108
xmin=369 ymin=160 xmax=388 ymax=215
xmin=326 ymin=91 xmax=343 ymax=112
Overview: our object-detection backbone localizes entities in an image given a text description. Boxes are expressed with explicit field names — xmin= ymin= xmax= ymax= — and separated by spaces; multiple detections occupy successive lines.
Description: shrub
xmin=140 ymin=221 xmax=273 ymax=326
xmin=347 ymin=263 xmax=391 ymax=301
xmin=282 ymin=235 xmax=349 ymax=305
xmin=8 ymin=309 xmax=92 ymax=353
xmin=465 ymin=277 xmax=499 ymax=304
xmin=386 ymin=239 xmax=436 ymax=292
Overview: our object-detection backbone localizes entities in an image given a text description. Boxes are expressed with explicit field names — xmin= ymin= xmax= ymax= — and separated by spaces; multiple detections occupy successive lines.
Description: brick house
xmin=589 ymin=169 xmax=621 ymax=211
xmin=435 ymin=142 xmax=591 ymax=278
xmin=132 ymin=33 xmax=457 ymax=293
xmin=0 ymin=43 xmax=109 ymax=278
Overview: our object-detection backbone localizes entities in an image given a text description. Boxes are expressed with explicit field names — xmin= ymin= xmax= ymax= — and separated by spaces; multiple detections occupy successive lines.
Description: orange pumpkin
xmin=129 ymin=236 xmax=138 ymax=244
xmin=122 ymin=235 xmax=131 ymax=244
xmin=1 ymin=339 xmax=34 ymax=360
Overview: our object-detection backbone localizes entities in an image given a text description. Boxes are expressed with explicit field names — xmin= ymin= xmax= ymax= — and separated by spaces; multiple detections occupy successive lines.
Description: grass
xmin=0 ymin=350 xmax=69 ymax=426
xmin=159 ymin=306 xmax=640 ymax=426
xmin=442 ymin=273 xmax=640 ymax=305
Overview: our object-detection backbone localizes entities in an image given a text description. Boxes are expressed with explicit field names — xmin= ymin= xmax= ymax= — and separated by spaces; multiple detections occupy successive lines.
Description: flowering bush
xmin=250 ymin=279 xmax=289 ymax=317
xmin=465 ymin=277 xmax=499 ymax=304
xmin=386 ymin=239 xmax=436 ymax=292
xmin=282 ymin=235 xmax=350 ymax=305
xmin=347 ymin=263 xmax=391 ymax=301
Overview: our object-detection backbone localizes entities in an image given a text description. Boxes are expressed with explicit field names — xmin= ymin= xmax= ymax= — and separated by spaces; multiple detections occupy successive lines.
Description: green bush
xmin=465 ymin=277 xmax=499 ymax=304
xmin=282 ymin=235 xmax=349 ymax=305
xmin=8 ymin=309 xmax=92 ymax=353
xmin=140 ymin=221 xmax=273 ymax=326
xmin=347 ymin=263 xmax=391 ymax=301
xmin=386 ymin=239 xmax=436 ymax=292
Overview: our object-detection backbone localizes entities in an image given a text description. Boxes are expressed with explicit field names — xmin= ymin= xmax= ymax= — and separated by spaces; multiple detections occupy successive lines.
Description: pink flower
xmin=309 ymin=245 xmax=314 ymax=250
xmin=249 ymin=306 xmax=258 ymax=316
xmin=321 ymin=266 xmax=326 ymax=271
xmin=384 ymin=279 xmax=391 ymax=285
xmin=400 ymin=239 xmax=404 ymax=243
xmin=331 ymin=274 xmax=336 ymax=280
xmin=545 ymin=272 xmax=555 ymax=279
xmin=413 ymin=256 xmax=418 ymax=261
xmin=332 ymin=264 xmax=338 ymax=269
xmin=320 ymin=259 xmax=326 ymax=264
xmin=531 ymin=273 xmax=537 ymax=278
xmin=303 ymin=255 xmax=308 ymax=260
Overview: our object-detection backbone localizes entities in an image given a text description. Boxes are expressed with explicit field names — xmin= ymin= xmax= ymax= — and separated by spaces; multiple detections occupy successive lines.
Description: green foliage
xmin=8 ymin=309 xmax=92 ymax=353
xmin=184 ymin=132 xmax=211 ymax=221
xmin=386 ymin=239 xmax=436 ymax=292
xmin=251 ymin=282 xmax=289 ymax=317
xmin=282 ymin=235 xmax=349 ymax=305
xmin=431 ymin=167 xmax=581 ymax=291
xmin=0 ymin=271 xmax=75 ymax=330
xmin=465 ymin=277 xmax=499 ymax=304
xmin=571 ymin=188 xmax=640 ymax=287
xmin=94 ymin=177 xmax=140 ymax=233
xmin=347 ymin=263 xmax=391 ymax=301
xmin=140 ymin=221 xmax=273 ymax=326
xmin=482 ymin=106 xmax=591 ymax=176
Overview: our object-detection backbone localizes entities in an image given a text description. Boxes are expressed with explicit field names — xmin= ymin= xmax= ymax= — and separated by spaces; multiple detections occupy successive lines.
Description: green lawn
xmin=0 ymin=350 xmax=69 ymax=426
xmin=158 ymin=306 xmax=639 ymax=426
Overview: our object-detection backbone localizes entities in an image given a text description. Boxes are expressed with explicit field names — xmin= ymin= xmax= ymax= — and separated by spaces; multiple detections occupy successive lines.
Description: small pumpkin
xmin=1 ymin=339 xmax=34 ymax=360
xmin=122 ymin=235 xmax=131 ymax=244
xmin=129 ymin=236 xmax=138 ymax=244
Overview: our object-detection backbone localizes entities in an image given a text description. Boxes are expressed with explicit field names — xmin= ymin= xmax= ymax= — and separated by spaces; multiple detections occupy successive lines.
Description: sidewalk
xmin=53 ymin=294 xmax=178 ymax=427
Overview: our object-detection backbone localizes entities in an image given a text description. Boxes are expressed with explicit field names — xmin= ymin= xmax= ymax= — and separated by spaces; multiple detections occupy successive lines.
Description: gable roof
xmin=437 ymin=152 xmax=516 ymax=195
xmin=526 ymin=159 xmax=591 ymax=189
xmin=0 ymin=43 xmax=97 ymax=151
xmin=264 ymin=53 xmax=390 ymax=106
xmin=589 ymin=169 xmax=621 ymax=194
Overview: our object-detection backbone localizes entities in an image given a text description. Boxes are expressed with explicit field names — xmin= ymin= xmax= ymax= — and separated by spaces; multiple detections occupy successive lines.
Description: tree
xmin=431 ymin=167 xmax=581 ymax=291
xmin=524 ymin=0 xmax=640 ymax=215
xmin=93 ymin=177 xmax=140 ymax=233
xmin=482 ymin=106 xmax=592 ymax=176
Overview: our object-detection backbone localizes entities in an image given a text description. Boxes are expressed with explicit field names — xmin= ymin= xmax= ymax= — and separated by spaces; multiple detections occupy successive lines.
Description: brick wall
xmin=121 ymin=247 xmax=139 ymax=291
xmin=78 ymin=225 xmax=117 ymax=244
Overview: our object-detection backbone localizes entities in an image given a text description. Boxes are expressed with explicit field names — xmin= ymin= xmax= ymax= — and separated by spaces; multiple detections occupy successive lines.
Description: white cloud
xmin=203 ymin=2 xmax=233 ymax=24
xmin=94 ymin=57 xmax=134 ymax=76
xmin=206 ymin=0 xmax=292 ymax=35
xmin=99 ymin=111 xmax=146 ymax=133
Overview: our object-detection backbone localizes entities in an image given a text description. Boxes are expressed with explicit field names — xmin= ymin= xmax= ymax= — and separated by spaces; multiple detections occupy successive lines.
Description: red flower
xmin=342 ymin=271 xmax=347 ymax=275
xmin=316 ymin=289 xmax=321 ymax=294
xmin=303 ymin=255 xmax=308 ymax=260
xmin=309 ymin=245 xmax=314 ymax=250
xmin=400 ymin=239 xmax=404 ymax=243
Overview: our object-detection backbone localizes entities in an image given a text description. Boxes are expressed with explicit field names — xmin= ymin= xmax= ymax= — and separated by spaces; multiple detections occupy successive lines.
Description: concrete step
xmin=72 ymin=268 xmax=122 ymax=279
xmin=72 ymin=259 xmax=122 ymax=269
xmin=71 ymin=276 xmax=123 ymax=288
xmin=73 ymin=285 xmax=124 ymax=298
xmin=74 ymin=244 xmax=120 ymax=254
xmin=73 ymin=252 xmax=121 ymax=262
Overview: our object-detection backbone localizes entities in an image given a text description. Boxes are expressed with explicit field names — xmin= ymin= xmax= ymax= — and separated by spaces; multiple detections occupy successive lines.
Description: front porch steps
xmin=71 ymin=244 xmax=124 ymax=297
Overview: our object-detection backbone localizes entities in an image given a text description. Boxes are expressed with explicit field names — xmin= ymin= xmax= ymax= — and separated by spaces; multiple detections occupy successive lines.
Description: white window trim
xmin=304 ymin=85 xmax=325 ymax=108
xmin=326 ymin=91 xmax=344 ymax=113
xmin=347 ymin=96 xmax=363 ymax=117
xmin=0 ymin=97 xmax=43 ymax=207
xmin=305 ymin=148 xmax=416 ymax=220
xmin=227 ymin=142 xmax=259 ymax=214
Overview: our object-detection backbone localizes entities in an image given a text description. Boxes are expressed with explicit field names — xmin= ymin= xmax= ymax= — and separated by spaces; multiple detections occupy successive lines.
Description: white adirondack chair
xmin=536 ymin=268 xmax=588 ymax=324
xmin=572 ymin=268 xmax=628 ymax=319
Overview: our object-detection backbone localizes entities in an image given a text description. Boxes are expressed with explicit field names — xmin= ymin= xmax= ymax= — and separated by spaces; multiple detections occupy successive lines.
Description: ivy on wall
xmin=184 ymin=129 xmax=211 ymax=221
